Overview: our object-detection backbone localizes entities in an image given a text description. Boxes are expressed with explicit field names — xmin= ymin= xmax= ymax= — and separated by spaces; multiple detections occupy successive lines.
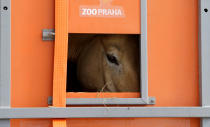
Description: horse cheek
xmin=77 ymin=41 xmax=104 ymax=91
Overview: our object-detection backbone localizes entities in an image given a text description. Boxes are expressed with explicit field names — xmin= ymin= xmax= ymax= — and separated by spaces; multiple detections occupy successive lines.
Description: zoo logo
xmin=80 ymin=0 xmax=125 ymax=18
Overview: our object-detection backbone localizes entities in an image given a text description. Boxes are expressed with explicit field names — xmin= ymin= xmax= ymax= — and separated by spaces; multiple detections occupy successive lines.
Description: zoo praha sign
xmin=68 ymin=0 xmax=140 ymax=34
xmin=80 ymin=0 xmax=125 ymax=17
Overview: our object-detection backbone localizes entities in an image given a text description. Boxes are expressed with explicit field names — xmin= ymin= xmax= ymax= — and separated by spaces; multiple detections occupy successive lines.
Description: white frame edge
xmin=0 ymin=0 xmax=11 ymax=127
xmin=199 ymin=0 xmax=210 ymax=127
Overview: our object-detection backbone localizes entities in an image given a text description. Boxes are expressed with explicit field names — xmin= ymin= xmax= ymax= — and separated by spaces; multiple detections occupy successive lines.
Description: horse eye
xmin=106 ymin=54 xmax=119 ymax=65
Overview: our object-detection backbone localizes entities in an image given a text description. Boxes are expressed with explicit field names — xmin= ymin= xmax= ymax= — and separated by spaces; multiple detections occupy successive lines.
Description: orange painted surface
xmin=67 ymin=92 xmax=140 ymax=98
xmin=68 ymin=0 xmax=140 ymax=34
xmin=11 ymin=118 xmax=200 ymax=127
xmin=11 ymin=0 xmax=54 ymax=108
xmin=11 ymin=0 xmax=199 ymax=127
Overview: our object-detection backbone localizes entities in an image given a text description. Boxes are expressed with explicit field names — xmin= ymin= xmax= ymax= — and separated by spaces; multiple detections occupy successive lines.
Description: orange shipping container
xmin=0 ymin=0 xmax=203 ymax=126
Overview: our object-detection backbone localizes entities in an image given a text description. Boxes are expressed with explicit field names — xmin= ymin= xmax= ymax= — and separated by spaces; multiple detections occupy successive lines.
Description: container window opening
xmin=66 ymin=34 xmax=141 ymax=93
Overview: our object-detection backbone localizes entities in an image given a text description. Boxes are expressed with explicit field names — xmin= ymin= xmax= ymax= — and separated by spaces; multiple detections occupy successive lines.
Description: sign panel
xmin=68 ymin=0 xmax=140 ymax=34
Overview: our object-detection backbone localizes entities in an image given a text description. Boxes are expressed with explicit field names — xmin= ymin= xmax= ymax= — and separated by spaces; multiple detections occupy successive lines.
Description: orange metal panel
xmin=11 ymin=0 xmax=54 ymax=108
xmin=11 ymin=0 xmax=199 ymax=127
xmin=66 ymin=92 xmax=140 ymax=98
xmin=68 ymin=0 xmax=140 ymax=34
xmin=147 ymin=0 xmax=199 ymax=107
xmin=10 ymin=118 xmax=200 ymax=127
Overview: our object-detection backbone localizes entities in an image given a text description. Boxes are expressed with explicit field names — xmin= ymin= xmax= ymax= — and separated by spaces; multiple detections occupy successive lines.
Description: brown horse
xmin=67 ymin=34 xmax=140 ymax=92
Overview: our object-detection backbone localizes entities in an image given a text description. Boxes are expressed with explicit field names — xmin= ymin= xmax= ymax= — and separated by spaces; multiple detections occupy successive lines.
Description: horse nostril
xmin=106 ymin=54 xmax=119 ymax=65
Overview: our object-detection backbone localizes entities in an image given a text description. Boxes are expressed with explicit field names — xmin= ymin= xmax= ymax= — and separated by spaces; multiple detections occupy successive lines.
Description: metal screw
xmin=3 ymin=6 xmax=8 ymax=10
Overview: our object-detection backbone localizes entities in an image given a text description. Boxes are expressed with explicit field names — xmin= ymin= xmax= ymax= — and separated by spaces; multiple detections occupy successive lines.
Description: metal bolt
xmin=3 ymin=6 xmax=8 ymax=10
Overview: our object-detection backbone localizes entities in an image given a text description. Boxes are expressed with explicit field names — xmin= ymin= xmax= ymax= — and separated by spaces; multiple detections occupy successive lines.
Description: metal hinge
xmin=42 ymin=29 xmax=55 ymax=41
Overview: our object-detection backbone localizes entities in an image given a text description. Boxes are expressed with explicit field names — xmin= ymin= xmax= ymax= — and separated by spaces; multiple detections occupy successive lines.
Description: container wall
xmin=11 ymin=0 xmax=199 ymax=126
